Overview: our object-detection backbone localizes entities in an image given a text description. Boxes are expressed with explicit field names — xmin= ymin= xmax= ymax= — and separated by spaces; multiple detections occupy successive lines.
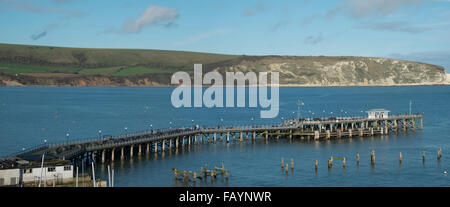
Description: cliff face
xmin=209 ymin=56 xmax=447 ymax=86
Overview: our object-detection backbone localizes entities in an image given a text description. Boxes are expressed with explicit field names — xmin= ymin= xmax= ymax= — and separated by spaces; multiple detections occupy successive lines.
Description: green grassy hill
xmin=0 ymin=43 xmax=238 ymax=76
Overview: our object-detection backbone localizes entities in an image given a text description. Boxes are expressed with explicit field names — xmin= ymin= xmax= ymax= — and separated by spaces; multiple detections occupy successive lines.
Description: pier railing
xmin=4 ymin=114 xmax=423 ymax=159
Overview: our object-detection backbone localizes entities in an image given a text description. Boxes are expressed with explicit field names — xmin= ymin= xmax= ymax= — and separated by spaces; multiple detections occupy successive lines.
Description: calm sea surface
xmin=0 ymin=86 xmax=449 ymax=186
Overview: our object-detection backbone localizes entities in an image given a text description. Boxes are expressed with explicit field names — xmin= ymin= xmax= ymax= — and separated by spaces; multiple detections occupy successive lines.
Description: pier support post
xmin=213 ymin=133 xmax=217 ymax=144
xmin=348 ymin=129 xmax=352 ymax=138
xmin=370 ymin=127 xmax=374 ymax=136
xmin=253 ymin=131 xmax=256 ymax=140
xmin=146 ymin=143 xmax=150 ymax=154
xmin=399 ymin=152 xmax=402 ymax=164
xmin=138 ymin=144 xmax=142 ymax=156
xmin=265 ymin=132 xmax=268 ymax=141
xmin=337 ymin=129 xmax=342 ymax=138
xmin=328 ymin=157 xmax=333 ymax=169
xmin=326 ymin=130 xmax=331 ymax=139
xmin=130 ymin=145 xmax=134 ymax=158
xmin=240 ymin=133 xmax=243 ymax=142
xmin=101 ymin=150 xmax=105 ymax=164
xmin=120 ymin=147 xmax=124 ymax=160
xmin=176 ymin=138 xmax=179 ymax=149
xmin=169 ymin=139 xmax=172 ymax=150
xmin=315 ymin=160 xmax=318 ymax=170
xmin=162 ymin=140 xmax=166 ymax=151
xmin=111 ymin=149 xmax=115 ymax=162
xmin=154 ymin=142 xmax=158 ymax=153
xmin=226 ymin=132 xmax=230 ymax=143
xmin=314 ymin=131 xmax=320 ymax=140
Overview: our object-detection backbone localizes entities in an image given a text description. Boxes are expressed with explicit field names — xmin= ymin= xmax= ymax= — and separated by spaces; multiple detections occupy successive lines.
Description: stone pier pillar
xmin=314 ymin=131 xmax=320 ymax=140
xmin=120 ymin=147 xmax=124 ymax=160
xmin=154 ymin=142 xmax=158 ymax=153
xmin=162 ymin=140 xmax=166 ymax=151
xmin=213 ymin=133 xmax=217 ymax=144
xmin=226 ymin=132 xmax=230 ymax=143
xmin=130 ymin=145 xmax=134 ymax=158
xmin=111 ymin=149 xmax=115 ymax=162
xmin=138 ymin=144 xmax=142 ymax=156
xmin=146 ymin=143 xmax=150 ymax=154
xmin=176 ymin=138 xmax=179 ymax=149
xmin=169 ymin=139 xmax=172 ymax=150
xmin=101 ymin=150 xmax=105 ymax=164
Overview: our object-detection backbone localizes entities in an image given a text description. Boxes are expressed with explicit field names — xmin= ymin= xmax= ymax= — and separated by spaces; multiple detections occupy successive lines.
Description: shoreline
xmin=1 ymin=83 xmax=449 ymax=87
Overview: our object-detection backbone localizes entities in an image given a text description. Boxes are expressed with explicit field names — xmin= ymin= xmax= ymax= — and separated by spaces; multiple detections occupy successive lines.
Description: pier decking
xmin=5 ymin=114 xmax=423 ymax=167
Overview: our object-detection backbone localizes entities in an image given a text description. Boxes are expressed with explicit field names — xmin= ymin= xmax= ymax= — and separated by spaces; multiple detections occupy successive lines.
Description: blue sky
xmin=1 ymin=0 xmax=450 ymax=72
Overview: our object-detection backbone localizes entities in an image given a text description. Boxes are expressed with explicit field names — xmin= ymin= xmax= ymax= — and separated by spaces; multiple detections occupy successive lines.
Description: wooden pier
xmin=7 ymin=114 xmax=423 ymax=168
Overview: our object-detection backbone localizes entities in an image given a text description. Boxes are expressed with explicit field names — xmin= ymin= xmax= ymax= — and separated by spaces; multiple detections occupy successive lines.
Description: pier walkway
xmin=6 ymin=114 xmax=423 ymax=165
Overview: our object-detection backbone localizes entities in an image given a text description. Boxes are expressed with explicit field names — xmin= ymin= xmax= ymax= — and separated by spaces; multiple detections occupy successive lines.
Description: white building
xmin=366 ymin=109 xmax=390 ymax=119
xmin=0 ymin=159 xmax=74 ymax=186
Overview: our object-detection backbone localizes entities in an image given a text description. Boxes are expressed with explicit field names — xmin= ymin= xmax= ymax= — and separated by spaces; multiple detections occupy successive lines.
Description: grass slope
xmin=0 ymin=43 xmax=238 ymax=76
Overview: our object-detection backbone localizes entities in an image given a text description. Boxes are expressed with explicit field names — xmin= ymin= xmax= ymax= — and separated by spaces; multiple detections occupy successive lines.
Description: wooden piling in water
xmin=281 ymin=158 xmax=284 ymax=168
xmin=399 ymin=152 xmax=402 ymax=164
xmin=328 ymin=157 xmax=333 ymax=169
xmin=422 ymin=151 xmax=426 ymax=162
xmin=315 ymin=160 xmax=318 ymax=170
xmin=225 ymin=169 xmax=229 ymax=180
xmin=438 ymin=148 xmax=442 ymax=160
xmin=342 ymin=157 xmax=346 ymax=168
xmin=371 ymin=151 xmax=375 ymax=165
xmin=356 ymin=153 xmax=360 ymax=165
xmin=291 ymin=159 xmax=294 ymax=170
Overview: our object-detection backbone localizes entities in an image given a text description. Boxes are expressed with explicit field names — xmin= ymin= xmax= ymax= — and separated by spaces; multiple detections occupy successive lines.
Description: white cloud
xmin=341 ymin=0 xmax=431 ymax=18
xmin=121 ymin=5 xmax=179 ymax=34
